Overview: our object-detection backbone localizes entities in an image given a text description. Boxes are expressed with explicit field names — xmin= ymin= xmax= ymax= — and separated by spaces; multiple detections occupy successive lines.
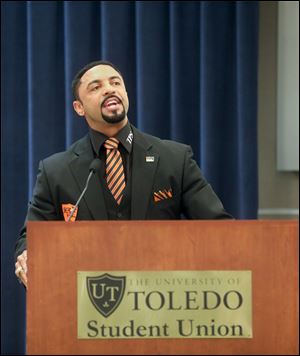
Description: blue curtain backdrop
xmin=1 ymin=1 xmax=258 ymax=354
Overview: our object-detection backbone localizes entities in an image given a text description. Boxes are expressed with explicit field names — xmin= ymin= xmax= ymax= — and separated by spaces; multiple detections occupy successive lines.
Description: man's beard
xmin=102 ymin=107 xmax=126 ymax=124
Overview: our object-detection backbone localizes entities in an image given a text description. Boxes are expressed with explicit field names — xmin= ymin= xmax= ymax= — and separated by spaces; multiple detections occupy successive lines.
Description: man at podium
xmin=15 ymin=60 xmax=232 ymax=288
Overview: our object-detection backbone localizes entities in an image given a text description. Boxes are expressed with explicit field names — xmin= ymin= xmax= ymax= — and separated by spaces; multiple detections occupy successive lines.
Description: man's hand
xmin=15 ymin=250 xmax=28 ymax=288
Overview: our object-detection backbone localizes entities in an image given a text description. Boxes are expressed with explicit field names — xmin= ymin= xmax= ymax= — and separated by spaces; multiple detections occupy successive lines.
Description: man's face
xmin=73 ymin=65 xmax=129 ymax=129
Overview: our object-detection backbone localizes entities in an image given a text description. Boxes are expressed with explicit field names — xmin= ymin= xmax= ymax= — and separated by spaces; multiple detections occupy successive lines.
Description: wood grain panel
xmin=27 ymin=220 xmax=298 ymax=355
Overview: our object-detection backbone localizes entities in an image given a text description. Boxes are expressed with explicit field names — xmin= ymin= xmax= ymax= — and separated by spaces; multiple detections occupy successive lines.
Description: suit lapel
xmin=131 ymin=127 xmax=159 ymax=219
xmin=67 ymin=127 xmax=159 ymax=220
xmin=69 ymin=136 xmax=108 ymax=220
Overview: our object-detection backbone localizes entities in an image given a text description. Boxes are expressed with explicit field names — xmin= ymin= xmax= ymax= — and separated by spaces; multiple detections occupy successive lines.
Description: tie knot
xmin=104 ymin=137 xmax=119 ymax=150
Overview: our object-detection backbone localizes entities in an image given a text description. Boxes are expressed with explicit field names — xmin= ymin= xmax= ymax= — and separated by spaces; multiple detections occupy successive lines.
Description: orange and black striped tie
xmin=104 ymin=138 xmax=126 ymax=205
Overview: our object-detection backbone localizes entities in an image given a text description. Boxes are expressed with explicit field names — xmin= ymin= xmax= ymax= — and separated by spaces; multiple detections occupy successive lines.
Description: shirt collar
xmin=89 ymin=121 xmax=133 ymax=155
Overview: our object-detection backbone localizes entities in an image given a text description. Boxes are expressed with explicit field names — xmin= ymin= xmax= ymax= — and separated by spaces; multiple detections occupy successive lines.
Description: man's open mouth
xmin=102 ymin=96 xmax=121 ymax=109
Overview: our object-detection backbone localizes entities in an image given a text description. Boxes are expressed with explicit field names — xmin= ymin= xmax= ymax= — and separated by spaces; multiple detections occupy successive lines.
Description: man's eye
xmin=112 ymin=81 xmax=121 ymax=86
xmin=91 ymin=86 xmax=100 ymax=91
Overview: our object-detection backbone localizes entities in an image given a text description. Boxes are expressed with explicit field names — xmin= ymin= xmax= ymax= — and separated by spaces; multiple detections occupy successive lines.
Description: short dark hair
xmin=71 ymin=60 xmax=123 ymax=101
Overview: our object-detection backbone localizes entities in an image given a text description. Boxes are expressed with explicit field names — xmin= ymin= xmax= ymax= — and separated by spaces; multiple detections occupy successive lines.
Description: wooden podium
xmin=27 ymin=220 xmax=298 ymax=355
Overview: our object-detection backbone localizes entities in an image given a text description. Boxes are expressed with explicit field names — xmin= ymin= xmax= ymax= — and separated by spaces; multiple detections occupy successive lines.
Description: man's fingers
xmin=19 ymin=270 xmax=28 ymax=288
xmin=15 ymin=265 xmax=28 ymax=288
xmin=15 ymin=266 xmax=23 ymax=275
xmin=15 ymin=252 xmax=28 ymax=288
xmin=17 ymin=252 xmax=28 ymax=273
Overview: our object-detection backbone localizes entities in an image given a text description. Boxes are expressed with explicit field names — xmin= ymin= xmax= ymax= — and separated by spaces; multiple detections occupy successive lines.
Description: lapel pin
xmin=146 ymin=156 xmax=155 ymax=162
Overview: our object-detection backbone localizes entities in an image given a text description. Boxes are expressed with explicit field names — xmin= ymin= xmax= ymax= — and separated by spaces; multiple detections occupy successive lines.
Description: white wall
xmin=277 ymin=1 xmax=299 ymax=171
xmin=258 ymin=1 xmax=299 ymax=219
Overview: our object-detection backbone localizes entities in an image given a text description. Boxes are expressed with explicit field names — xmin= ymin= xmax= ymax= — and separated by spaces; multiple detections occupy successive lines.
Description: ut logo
xmin=87 ymin=274 xmax=126 ymax=318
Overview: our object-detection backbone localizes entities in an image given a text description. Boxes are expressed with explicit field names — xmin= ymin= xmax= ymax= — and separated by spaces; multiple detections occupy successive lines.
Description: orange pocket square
xmin=62 ymin=203 xmax=78 ymax=222
xmin=153 ymin=189 xmax=173 ymax=202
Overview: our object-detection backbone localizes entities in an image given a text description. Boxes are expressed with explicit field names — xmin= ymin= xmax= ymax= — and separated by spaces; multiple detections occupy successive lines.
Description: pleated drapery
xmin=1 ymin=1 xmax=258 ymax=354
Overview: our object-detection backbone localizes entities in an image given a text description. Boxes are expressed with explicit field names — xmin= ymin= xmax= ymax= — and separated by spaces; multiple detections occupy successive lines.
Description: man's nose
xmin=102 ymin=83 xmax=115 ymax=96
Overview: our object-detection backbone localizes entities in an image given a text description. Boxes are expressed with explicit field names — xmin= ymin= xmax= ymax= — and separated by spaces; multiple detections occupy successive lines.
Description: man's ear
xmin=73 ymin=100 xmax=85 ymax=116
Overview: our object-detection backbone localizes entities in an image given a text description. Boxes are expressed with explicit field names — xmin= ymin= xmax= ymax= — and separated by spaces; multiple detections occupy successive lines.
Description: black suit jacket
xmin=15 ymin=125 xmax=232 ymax=257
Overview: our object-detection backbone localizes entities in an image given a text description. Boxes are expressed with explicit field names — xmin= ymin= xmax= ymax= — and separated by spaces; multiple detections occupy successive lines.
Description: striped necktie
xmin=103 ymin=138 xmax=126 ymax=205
